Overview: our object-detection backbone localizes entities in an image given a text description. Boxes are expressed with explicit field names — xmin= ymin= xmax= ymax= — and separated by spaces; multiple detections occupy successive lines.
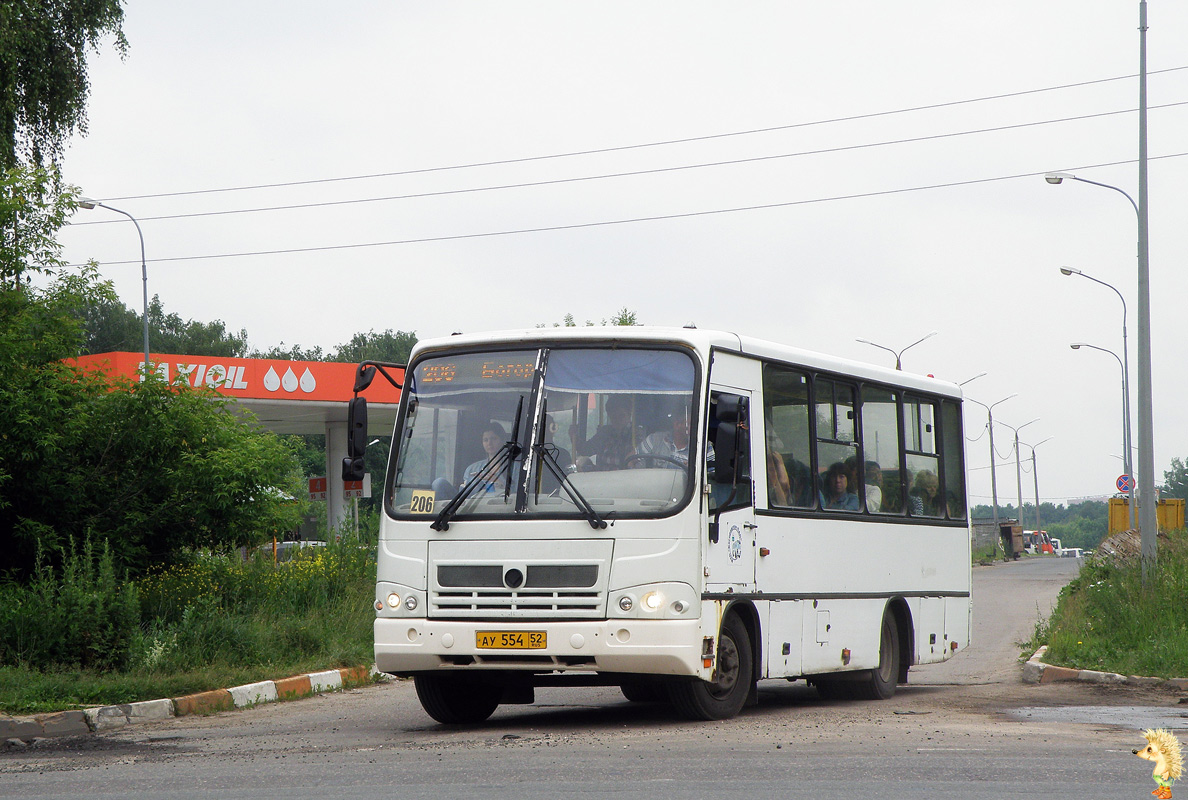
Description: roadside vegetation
xmin=1025 ymin=529 xmax=1188 ymax=678
xmin=0 ymin=538 xmax=375 ymax=715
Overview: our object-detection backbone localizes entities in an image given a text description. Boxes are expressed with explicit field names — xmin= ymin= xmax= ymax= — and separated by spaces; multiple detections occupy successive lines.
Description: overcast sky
xmin=53 ymin=2 xmax=1188 ymax=510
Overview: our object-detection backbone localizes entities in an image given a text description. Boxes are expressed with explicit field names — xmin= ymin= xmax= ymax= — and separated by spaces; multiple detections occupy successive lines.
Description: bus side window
xmin=708 ymin=393 xmax=752 ymax=513
xmin=761 ymin=364 xmax=813 ymax=509
xmin=815 ymin=379 xmax=860 ymax=512
xmin=941 ymin=401 xmax=967 ymax=520
xmin=904 ymin=398 xmax=941 ymax=517
xmin=859 ymin=386 xmax=900 ymax=514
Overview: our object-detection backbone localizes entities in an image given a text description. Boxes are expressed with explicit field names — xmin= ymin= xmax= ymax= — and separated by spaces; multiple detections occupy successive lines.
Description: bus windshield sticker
xmin=409 ymin=489 xmax=435 ymax=515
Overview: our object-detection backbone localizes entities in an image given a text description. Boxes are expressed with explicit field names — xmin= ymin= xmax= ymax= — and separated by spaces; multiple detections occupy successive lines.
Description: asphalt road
xmin=4 ymin=556 xmax=1182 ymax=799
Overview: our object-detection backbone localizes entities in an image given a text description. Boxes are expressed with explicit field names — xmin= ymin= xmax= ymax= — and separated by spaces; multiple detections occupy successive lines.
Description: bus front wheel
xmin=414 ymin=673 xmax=501 ymax=724
xmin=668 ymin=614 xmax=753 ymax=720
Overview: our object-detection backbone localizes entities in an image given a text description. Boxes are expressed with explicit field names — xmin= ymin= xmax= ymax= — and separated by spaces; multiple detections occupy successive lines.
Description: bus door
xmin=705 ymin=386 xmax=756 ymax=592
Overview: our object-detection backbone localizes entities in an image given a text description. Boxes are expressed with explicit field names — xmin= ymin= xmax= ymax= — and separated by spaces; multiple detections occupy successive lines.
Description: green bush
xmin=0 ymin=538 xmax=139 ymax=671
xmin=1034 ymin=530 xmax=1188 ymax=677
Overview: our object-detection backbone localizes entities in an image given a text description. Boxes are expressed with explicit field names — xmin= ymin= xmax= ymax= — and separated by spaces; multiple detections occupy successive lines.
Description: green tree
xmin=538 ymin=309 xmax=643 ymax=328
xmin=0 ymin=0 xmax=128 ymax=169
xmin=1163 ymin=457 xmax=1188 ymax=500
xmin=332 ymin=329 xmax=417 ymax=365
xmin=79 ymin=294 xmax=249 ymax=357
xmin=0 ymin=167 xmax=305 ymax=578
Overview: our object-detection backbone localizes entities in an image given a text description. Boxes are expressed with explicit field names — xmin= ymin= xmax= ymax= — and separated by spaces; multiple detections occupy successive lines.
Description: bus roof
xmin=410 ymin=326 xmax=962 ymax=399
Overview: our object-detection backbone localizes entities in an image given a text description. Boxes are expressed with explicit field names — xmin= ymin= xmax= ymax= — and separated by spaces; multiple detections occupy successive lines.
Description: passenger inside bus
xmin=569 ymin=395 xmax=637 ymax=471
xmin=864 ymin=460 xmax=884 ymax=512
xmin=461 ymin=421 xmax=510 ymax=492
xmin=636 ymin=406 xmax=702 ymax=469
xmin=819 ymin=461 xmax=860 ymax=511
xmin=765 ymin=427 xmax=813 ymax=508
xmin=908 ymin=469 xmax=941 ymax=516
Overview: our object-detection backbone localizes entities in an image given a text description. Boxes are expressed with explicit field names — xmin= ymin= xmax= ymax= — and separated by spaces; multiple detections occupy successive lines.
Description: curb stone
xmin=1 ymin=665 xmax=383 ymax=743
xmin=1023 ymin=647 xmax=1182 ymax=690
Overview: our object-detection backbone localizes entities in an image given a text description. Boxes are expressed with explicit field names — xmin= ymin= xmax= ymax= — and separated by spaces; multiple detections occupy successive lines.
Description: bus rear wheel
xmin=849 ymin=610 xmax=900 ymax=701
xmin=812 ymin=610 xmax=900 ymax=701
xmin=413 ymin=673 xmax=501 ymax=724
xmin=667 ymin=614 xmax=752 ymax=720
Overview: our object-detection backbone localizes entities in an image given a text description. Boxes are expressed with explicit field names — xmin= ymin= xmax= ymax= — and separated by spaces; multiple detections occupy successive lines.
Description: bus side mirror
xmin=713 ymin=394 xmax=748 ymax=485
xmin=342 ymin=396 xmax=368 ymax=482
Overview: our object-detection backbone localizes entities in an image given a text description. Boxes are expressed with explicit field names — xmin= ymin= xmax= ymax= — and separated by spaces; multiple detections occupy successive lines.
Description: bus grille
xmin=431 ymin=589 xmax=602 ymax=618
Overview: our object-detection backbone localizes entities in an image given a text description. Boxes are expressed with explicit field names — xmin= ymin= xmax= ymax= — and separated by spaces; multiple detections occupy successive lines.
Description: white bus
xmin=365 ymin=327 xmax=970 ymax=723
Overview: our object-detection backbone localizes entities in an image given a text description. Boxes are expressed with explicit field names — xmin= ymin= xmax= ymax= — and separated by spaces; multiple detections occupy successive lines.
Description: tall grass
xmin=1031 ymin=530 xmax=1188 ymax=677
xmin=0 ymin=540 xmax=376 ymax=714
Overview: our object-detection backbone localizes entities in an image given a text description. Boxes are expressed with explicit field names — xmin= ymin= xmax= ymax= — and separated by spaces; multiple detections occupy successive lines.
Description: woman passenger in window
xmin=820 ymin=461 xmax=860 ymax=511
xmin=908 ymin=469 xmax=941 ymax=516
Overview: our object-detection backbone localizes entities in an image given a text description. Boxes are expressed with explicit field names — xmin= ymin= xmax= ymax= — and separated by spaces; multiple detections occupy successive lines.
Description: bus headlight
xmin=611 ymin=584 xmax=696 ymax=619
xmin=404 ymin=595 xmax=418 ymax=611
xmin=642 ymin=591 xmax=665 ymax=612
xmin=387 ymin=593 xmax=401 ymax=609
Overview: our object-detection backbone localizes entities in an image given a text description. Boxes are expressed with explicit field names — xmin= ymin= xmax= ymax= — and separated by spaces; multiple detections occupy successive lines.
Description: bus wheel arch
xmin=886 ymin=596 xmax=913 ymax=684
xmin=669 ymin=605 xmax=756 ymax=720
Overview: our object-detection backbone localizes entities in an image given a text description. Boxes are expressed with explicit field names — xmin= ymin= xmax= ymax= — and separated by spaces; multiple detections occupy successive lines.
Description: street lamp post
xmin=967 ymin=394 xmax=1017 ymax=536
xmin=1023 ymin=437 xmax=1054 ymax=540
xmin=77 ymin=198 xmax=151 ymax=375
xmin=855 ymin=331 xmax=938 ymax=371
xmin=998 ymin=418 xmax=1039 ymax=539
xmin=1070 ymin=341 xmax=1134 ymax=529
xmin=1042 ymin=0 xmax=1154 ymax=583
xmin=1061 ymin=267 xmax=1133 ymax=526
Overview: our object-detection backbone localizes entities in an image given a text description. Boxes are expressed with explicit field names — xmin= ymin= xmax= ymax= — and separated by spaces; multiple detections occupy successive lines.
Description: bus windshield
xmin=389 ymin=347 xmax=698 ymax=521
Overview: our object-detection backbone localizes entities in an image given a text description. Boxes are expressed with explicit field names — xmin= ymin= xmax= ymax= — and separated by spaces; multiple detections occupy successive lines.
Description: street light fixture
xmin=77 ymin=198 xmax=151 ymax=375
xmin=958 ymin=372 xmax=987 ymax=387
xmin=1044 ymin=1 xmax=1153 ymax=583
xmin=855 ymin=330 xmax=938 ymax=371
xmin=1070 ymin=341 xmax=1134 ymax=529
xmin=967 ymin=394 xmax=1016 ymax=534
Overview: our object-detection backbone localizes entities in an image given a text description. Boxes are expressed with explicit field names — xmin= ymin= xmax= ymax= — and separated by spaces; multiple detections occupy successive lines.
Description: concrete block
xmin=1127 ymin=675 xmax=1165 ymax=688
xmin=37 ymin=711 xmax=90 ymax=737
xmin=1022 ymin=660 xmax=1044 ymax=684
xmin=1162 ymin=678 xmax=1188 ymax=692
xmin=229 ymin=680 xmax=277 ymax=708
xmin=0 ymin=717 xmax=42 ymax=740
xmin=1039 ymin=665 xmax=1081 ymax=684
xmin=173 ymin=689 xmax=234 ymax=716
xmin=339 ymin=666 xmax=370 ymax=686
xmin=84 ymin=705 xmax=129 ymax=732
xmin=127 ymin=698 xmax=175 ymax=722
xmin=274 ymin=675 xmax=313 ymax=700
xmin=1079 ymin=669 xmax=1127 ymax=684
xmin=307 ymin=669 xmax=343 ymax=693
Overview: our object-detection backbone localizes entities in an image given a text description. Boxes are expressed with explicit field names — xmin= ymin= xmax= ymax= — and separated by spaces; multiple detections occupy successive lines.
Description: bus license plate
xmin=475 ymin=631 xmax=547 ymax=650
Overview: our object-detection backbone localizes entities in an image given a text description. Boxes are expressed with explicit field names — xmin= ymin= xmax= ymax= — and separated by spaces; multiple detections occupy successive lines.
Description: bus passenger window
xmin=761 ymin=365 xmax=814 ymax=509
xmin=941 ymin=401 xmax=967 ymax=519
xmin=815 ymin=379 xmax=860 ymax=512
xmin=860 ymin=386 xmax=900 ymax=513
xmin=904 ymin=399 xmax=941 ymax=517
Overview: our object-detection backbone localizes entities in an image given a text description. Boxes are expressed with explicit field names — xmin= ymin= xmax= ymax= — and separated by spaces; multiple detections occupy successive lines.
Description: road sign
xmin=1117 ymin=474 xmax=1135 ymax=493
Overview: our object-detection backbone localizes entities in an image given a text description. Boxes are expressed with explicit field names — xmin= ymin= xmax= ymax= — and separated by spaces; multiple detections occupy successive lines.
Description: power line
xmin=72 ymin=102 xmax=1188 ymax=227
xmin=76 ymin=151 xmax=1188 ymax=268
xmin=94 ymin=66 xmax=1188 ymax=203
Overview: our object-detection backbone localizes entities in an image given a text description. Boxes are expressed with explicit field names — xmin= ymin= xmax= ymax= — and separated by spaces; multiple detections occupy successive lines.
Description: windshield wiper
xmin=431 ymin=397 xmax=523 ymax=532
xmin=533 ymin=443 xmax=607 ymax=530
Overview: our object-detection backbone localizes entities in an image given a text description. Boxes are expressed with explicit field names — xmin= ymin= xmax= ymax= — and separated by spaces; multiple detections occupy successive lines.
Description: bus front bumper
xmin=375 ymin=617 xmax=704 ymax=677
